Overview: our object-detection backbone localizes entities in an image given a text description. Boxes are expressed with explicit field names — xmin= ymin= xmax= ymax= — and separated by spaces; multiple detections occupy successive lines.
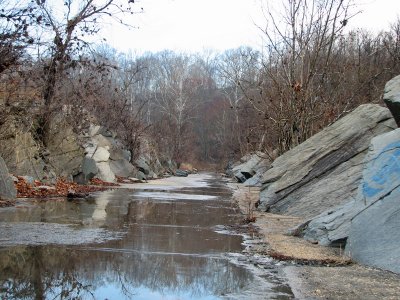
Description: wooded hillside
xmin=1 ymin=0 xmax=399 ymax=169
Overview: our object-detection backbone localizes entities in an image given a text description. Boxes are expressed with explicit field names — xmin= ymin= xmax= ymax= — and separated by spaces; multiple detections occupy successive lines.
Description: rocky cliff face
xmin=47 ymin=117 xmax=84 ymax=179
xmin=258 ymin=104 xmax=395 ymax=219
xmin=0 ymin=110 xmax=83 ymax=182
xmin=300 ymin=127 xmax=400 ymax=247
xmin=0 ymin=106 xmax=170 ymax=183
xmin=345 ymin=129 xmax=400 ymax=273
xmin=0 ymin=155 xmax=16 ymax=200
xmin=0 ymin=111 xmax=46 ymax=180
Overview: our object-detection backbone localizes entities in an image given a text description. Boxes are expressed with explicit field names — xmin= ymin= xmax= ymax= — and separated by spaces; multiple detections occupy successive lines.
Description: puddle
xmin=134 ymin=191 xmax=218 ymax=200
xmin=0 ymin=173 xmax=293 ymax=299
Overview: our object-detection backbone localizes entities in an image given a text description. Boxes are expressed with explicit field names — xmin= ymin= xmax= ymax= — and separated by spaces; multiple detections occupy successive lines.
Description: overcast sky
xmin=103 ymin=0 xmax=400 ymax=54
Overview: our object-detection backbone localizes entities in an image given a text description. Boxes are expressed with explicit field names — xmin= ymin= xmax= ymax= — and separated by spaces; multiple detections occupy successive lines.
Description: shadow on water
xmin=0 ymin=173 xmax=293 ymax=299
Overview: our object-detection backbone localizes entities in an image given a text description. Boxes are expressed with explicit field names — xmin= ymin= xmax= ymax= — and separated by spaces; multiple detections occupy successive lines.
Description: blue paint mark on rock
xmin=362 ymin=141 xmax=400 ymax=199
xmin=347 ymin=128 xmax=400 ymax=274
xmin=362 ymin=183 xmax=381 ymax=198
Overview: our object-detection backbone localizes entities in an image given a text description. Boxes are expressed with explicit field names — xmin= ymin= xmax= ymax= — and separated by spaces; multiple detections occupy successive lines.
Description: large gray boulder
xmin=383 ymin=74 xmax=400 ymax=127
xmin=235 ymin=153 xmax=262 ymax=178
xmin=109 ymin=147 xmax=131 ymax=162
xmin=92 ymin=134 xmax=113 ymax=148
xmin=110 ymin=159 xmax=135 ymax=177
xmin=161 ymin=158 xmax=177 ymax=174
xmin=259 ymin=104 xmax=396 ymax=219
xmin=244 ymin=155 xmax=271 ymax=187
xmin=88 ymin=124 xmax=114 ymax=138
xmin=96 ymin=162 xmax=115 ymax=182
xmin=231 ymin=152 xmax=270 ymax=184
xmin=345 ymin=129 xmax=400 ymax=273
xmin=74 ymin=157 xmax=98 ymax=184
xmin=92 ymin=147 xmax=110 ymax=162
xmin=0 ymin=156 xmax=16 ymax=200
xmin=135 ymin=156 xmax=151 ymax=175
xmin=302 ymin=200 xmax=356 ymax=246
xmin=148 ymin=157 xmax=164 ymax=175
xmin=81 ymin=126 xmax=146 ymax=182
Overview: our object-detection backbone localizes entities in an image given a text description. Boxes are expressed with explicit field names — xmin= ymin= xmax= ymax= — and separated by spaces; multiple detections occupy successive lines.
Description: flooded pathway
xmin=0 ymin=173 xmax=293 ymax=299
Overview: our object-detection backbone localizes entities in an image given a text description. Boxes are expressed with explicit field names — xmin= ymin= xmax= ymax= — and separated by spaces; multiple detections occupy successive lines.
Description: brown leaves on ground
xmin=115 ymin=175 xmax=143 ymax=184
xmin=0 ymin=199 xmax=16 ymax=207
xmin=90 ymin=178 xmax=120 ymax=186
xmin=15 ymin=176 xmax=118 ymax=198
xmin=267 ymin=250 xmax=351 ymax=266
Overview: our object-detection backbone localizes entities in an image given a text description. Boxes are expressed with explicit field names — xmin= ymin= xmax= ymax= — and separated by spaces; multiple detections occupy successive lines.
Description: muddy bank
xmin=231 ymin=182 xmax=400 ymax=299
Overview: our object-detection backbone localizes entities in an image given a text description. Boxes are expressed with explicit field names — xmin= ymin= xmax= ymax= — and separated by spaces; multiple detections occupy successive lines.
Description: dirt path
xmin=230 ymin=181 xmax=400 ymax=299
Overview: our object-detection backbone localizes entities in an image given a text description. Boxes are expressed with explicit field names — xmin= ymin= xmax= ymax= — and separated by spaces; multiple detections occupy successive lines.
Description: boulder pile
xmin=75 ymin=125 xmax=172 ymax=183
xmin=0 ymin=107 xmax=177 ymax=186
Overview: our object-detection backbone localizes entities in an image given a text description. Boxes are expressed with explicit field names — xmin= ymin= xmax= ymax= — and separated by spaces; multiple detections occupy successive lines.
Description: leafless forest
xmin=1 ymin=0 xmax=400 ymax=169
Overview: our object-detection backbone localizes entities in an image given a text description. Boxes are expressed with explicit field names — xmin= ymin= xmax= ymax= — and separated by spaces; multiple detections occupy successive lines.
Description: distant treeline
xmin=1 ymin=0 xmax=399 ymax=167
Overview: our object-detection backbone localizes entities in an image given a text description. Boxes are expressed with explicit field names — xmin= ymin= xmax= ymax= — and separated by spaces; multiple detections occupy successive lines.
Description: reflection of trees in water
xmin=0 ymin=200 xmax=95 ymax=224
xmin=0 ymin=246 xmax=96 ymax=299
xmin=0 ymin=184 xmax=250 ymax=298
xmin=0 ymin=245 xmax=252 ymax=299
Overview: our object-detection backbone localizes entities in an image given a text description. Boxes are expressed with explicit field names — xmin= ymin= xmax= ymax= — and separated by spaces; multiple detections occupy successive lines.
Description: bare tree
xmin=253 ymin=0 xmax=358 ymax=153
xmin=0 ymin=0 xmax=36 ymax=74
xmin=32 ymin=0 xmax=138 ymax=146
xmin=150 ymin=52 xmax=201 ymax=162
xmin=217 ymin=47 xmax=264 ymax=156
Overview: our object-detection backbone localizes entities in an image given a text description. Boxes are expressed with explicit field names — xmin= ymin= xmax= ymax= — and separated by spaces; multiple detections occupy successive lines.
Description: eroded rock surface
xmin=258 ymin=104 xmax=396 ymax=219
xmin=345 ymin=129 xmax=400 ymax=273
xmin=0 ymin=111 xmax=83 ymax=181
xmin=297 ymin=127 xmax=400 ymax=275
xmin=0 ymin=113 xmax=46 ymax=180
xmin=0 ymin=156 xmax=16 ymax=200
xmin=384 ymin=74 xmax=400 ymax=127
xmin=231 ymin=152 xmax=270 ymax=184
xmin=47 ymin=119 xmax=84 ymax=179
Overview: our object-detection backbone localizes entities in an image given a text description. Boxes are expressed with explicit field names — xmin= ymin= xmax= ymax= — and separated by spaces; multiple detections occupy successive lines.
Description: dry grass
xmin=230 ymin=182 xmax=350 ymax=264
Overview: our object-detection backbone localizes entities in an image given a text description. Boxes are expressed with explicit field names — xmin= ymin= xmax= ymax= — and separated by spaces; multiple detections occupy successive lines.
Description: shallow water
xmin=0 ymin=173 xmax=293 ymax=299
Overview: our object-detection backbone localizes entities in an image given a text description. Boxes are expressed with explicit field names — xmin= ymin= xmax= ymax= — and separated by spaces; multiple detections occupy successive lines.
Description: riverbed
xmin=0 ymin=173 xmax=293 ymax=299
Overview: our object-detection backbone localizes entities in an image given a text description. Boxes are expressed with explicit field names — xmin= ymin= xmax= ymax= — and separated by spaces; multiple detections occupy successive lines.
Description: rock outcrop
xmin=46 ymin=118 xmax=84 ymax=180
xmin=0 ymin=110 xmax=83 ymax=182
xmin=75 ymin=157 xmax=98 ymax=183
xmin=75 ymin=125 xmax=169 ymax=183
xmin=0 ymin=106 xmax=176 ymax=185
xmin=383 ymin=74 xmax=400 ymax=127
xmin=249 ymin=74 xmax=400 ymax=275
xmin=303 ymin=127 xmax=400 ymax=269
xmin=258 ymin=104 xmax=396 ymax=220
xmin=0 ymin=112 xmax=46 ymax=180
xmin=345 ymin=129 xmax=400 ymax=273
xmin=0 ymin=155 xmax=16 ymax=200
xmin=76 ymin=125 xmax=133 ymax=183
xmin=230 ymin=152 xmax=270 ymax=184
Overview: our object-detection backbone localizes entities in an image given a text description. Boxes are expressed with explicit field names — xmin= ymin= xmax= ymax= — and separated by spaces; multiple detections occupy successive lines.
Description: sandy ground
xmin=116 ymin=173 xmax=212 ymax=190
xmin=230 ymin=181 xmax=400 ymax=299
